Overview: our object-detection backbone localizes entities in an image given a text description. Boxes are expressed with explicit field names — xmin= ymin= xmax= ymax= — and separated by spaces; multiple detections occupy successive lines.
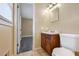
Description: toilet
xmin=52 ymin=34 xmax=77 ymax=56
xmin=52 ymin=47 xmax=74 ymax=56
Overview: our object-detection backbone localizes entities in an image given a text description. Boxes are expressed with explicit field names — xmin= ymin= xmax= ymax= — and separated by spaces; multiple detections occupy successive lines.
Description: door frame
xmin=17 ymin=3 xmax=21 ymax=53
xmin=13 ymin=3 xmax=35 ymax=55
xmin=32 ymin=3 xmax=35 ymax=55
xmin=13 ymin=3 xmax=17 ymax=55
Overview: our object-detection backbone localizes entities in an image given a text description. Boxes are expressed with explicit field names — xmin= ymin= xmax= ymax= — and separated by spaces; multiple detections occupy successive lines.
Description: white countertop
xmin=41 ymin=31 xmax=59 ymax=35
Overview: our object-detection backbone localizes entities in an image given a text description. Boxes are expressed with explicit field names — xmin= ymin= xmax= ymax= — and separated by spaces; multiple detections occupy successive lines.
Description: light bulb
xmin=49 ymin=4 xmax=52 ymax=8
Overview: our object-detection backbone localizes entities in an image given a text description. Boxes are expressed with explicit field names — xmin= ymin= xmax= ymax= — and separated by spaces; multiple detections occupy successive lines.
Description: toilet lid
xmin=52 ymin=47 xmax=75 ymax=56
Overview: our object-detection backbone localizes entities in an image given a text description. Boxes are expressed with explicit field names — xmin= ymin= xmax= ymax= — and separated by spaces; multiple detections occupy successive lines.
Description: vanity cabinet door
xmin=51 ymin=35 xmax=60 ymax=48
xmin=51 ymin=34 xmax=60 ymax=51
xmin=45 ymin=38 xmax=51 ymax=55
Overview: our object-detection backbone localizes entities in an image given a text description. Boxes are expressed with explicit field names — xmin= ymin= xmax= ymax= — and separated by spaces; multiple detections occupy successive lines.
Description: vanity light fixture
xmin=48 ymin=3 xmax=57 ymax=9
xmin=49 ymin=3 xmax=61 ymax=12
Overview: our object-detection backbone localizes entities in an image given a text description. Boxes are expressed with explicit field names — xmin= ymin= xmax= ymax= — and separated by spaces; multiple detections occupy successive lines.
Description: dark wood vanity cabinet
xmin=41 ymin=33 xmax=60 ymax=55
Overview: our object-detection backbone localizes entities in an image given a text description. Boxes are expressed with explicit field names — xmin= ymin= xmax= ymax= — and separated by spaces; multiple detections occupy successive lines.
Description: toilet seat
xmin=52 ymin=47 xmax=75 ymax=56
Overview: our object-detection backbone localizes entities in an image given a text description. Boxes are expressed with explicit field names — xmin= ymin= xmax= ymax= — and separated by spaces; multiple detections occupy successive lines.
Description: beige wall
xmin=35 ymin=3 xmax=79 ymax=48
xmin=35 ymin=4 xmax=49 ymax=48
xmin=0 ymin=24 xmax=13 ymax=55
xmin=49 ymin=3 xmax=79 ymax=34
xmin=21 ymin=18 xmax=33 ymax=36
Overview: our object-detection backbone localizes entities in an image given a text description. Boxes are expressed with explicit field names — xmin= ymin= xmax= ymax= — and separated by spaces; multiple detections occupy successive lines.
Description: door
xmin=17 ymin=4 xmax=21 ymax=53
xmin=45 ymin=35 xmax=51 ymax=55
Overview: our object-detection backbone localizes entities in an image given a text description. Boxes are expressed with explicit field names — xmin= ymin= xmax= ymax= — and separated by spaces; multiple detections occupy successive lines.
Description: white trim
xmin=13 ymin=3 xmax=18 ymax=55
xmin=32 ymin=3 xmax=35 ymax=55
xmin=21 ymin=35 xmax=32 ymax=38
xmin=17 ymin=3 xmax=22 ymax=53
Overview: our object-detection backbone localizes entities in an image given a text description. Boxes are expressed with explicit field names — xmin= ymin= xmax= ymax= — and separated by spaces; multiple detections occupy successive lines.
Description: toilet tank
xmin=60 ymin=34 xmax=79 ymax=51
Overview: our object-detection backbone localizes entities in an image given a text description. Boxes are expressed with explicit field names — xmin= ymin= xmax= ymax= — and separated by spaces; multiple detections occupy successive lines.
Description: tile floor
xmin=17 ymin=48 xmax=49 ymax=56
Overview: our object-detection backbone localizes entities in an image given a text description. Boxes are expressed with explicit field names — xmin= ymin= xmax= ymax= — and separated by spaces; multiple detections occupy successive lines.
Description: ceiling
xmin=20 ymin=3 xmax=33 ymax=19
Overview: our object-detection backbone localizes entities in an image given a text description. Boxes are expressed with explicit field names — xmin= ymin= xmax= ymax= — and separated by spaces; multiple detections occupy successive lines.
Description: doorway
xmin=17 ymin=3 xmax=33 ymax=54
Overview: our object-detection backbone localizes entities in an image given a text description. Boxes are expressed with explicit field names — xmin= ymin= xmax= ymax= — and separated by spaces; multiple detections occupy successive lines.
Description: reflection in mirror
xmin=49 ymin=7 xmax=59 ymax=23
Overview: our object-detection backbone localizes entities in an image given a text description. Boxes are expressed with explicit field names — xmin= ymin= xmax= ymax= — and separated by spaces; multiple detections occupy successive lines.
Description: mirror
xmin=49 ymin=7 xmax=59 ymax=23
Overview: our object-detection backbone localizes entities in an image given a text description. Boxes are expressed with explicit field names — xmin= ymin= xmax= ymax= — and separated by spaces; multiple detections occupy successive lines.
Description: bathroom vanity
xmin=41 ymin=32 xmax=60 ymax=55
